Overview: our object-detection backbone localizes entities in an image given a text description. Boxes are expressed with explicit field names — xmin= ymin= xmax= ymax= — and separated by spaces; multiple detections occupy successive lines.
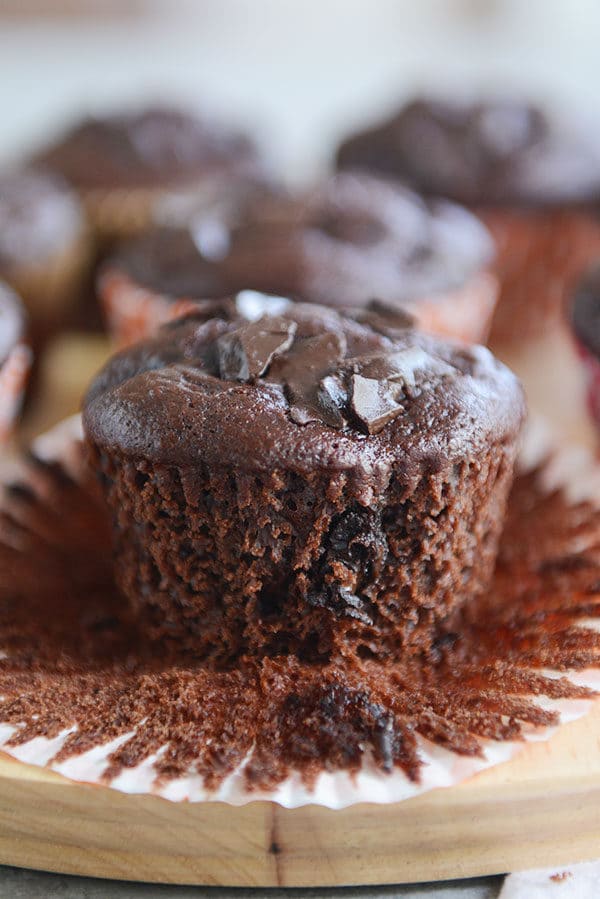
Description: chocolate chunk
xmin=217 ymin=315 xmax=296 ymax=381
xmin=269 ymin=331 xmax=347 ymax=427
xmin=316 ymin=375 xmax=347 ymax=429
xmin=358 ymin=346 xmax=451 ymax=391
xmin=359 ymin=300 xmax=416 ymax=336
xmin=350 ymin=374 xmax=404 ymax=435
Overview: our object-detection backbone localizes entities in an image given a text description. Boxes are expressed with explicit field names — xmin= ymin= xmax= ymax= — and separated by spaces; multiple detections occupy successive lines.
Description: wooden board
xmin=0 ymin=701 xmax=597 ymax=887
xmin=0 ymin=326 xmax=597 ymax=887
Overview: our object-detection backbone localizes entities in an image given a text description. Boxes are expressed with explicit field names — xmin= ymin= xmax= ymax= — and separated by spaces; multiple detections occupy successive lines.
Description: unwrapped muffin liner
xmin=481 ymin=207 xmax=600 ymax=346
xmin=0 ymin=415 xmax=599 ymax=809
xmin=0 ymin=344 xmax=32 ymax=445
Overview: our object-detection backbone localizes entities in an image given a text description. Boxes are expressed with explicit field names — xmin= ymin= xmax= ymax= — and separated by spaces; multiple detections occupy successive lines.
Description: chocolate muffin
xmin=34 ymin=106 xmax=268 ymax=244
xmin=0 ymin=282 xmax=32 ymax=444
xmin=98 ymin=177 xmax=280 ymax=346
xmin=99 ymin=171 xmax=497 ymax=347
xmin=83 ymin=296 xmax=525 ymax=663
xmin=0 ymin=169 xmax=90 ymax=334
xmin=337 ymin=98 xmax=600 ymax=343
xmin=571 ymin=264 xmax=600 ymax=427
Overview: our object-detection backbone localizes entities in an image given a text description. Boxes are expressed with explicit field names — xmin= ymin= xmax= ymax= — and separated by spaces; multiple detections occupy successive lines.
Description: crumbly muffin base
xmin=88 ymin=440 xmax=517 ymax=665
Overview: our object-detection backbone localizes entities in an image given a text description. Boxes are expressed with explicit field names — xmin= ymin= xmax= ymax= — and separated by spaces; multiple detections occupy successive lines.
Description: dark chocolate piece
xmin=217 ymin=316 xmax=296 ymax=382
xmin=349 ymin=374 xmax=404 ymax=435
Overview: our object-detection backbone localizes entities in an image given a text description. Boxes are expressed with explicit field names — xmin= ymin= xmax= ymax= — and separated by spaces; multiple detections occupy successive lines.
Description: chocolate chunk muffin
xmin=0 ymin=282 xmax=32 ymax=444
xmin=337 ymin=98 xmax=600 ymax=343
xmin=0 ymin=169 xmax=90 ymax=334
xmin=84 ymin=297 xmax=525 ymax=663
xmin=98 ymin=177 xmax=279 ymax=346
xmin=34 ymin=106 xmax=268 ymax=245
xmin=99 ymin=171 xmax=497 ymax=347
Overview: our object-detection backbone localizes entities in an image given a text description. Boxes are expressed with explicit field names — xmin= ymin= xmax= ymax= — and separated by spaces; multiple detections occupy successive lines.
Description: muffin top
xmin=0 ymin=281 xmax=25 ymax=366
xmin=572 ymin=264 xmax=600 ymax=358
xmin=105 ymin=171 xmax=493 ymax=307
xmin=0 ymin=169 xmax=84 ymax=271
xmin=34 ymin=106 xmax=264 ymax=190
xmin=106 ymin=226 xmax=227 ymax=300
xmin=84 ymin=293 xmax=525 ymax=483
xmin=104 ymin=177 xmax=281 ymax=299
xmin=336 ymin=98 xmax=600 ymax=207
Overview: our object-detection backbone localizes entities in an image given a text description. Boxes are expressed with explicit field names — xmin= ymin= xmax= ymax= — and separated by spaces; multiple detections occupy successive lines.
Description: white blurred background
xmin=0 ymin=0 xmax=598 ymax=178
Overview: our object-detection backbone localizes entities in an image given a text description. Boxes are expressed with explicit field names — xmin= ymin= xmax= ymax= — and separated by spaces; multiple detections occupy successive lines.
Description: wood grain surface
xmin=0 ymin=701 xmax=597 ymax=886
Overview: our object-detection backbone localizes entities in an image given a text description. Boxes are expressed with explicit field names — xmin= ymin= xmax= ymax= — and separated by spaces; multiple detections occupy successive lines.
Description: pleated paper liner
xmin=0 ymin=416 xmax=599 ymax=809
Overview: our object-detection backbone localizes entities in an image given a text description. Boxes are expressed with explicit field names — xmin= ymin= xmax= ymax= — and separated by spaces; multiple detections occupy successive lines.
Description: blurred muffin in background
xmin=33 ymin=105 xmax=270 ymax=246
xmin=0 ymin=169 xmax=90 ymax=341
xmin=99 ymin=170 xmax=497 ymax=347
xmin=98 ymin=176 xmax=282 ymax=346
xmin=0 ymin=282 xmax=32 ymax=445
xmin=337 ymin=98 xmax=600 ymax=345
xmin=571 ymin=263 xmax=600 ymax=429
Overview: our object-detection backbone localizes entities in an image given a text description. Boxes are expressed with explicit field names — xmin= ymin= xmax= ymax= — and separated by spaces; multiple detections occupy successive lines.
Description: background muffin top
xmin=337 ymin=98 xmax=600 ymax=207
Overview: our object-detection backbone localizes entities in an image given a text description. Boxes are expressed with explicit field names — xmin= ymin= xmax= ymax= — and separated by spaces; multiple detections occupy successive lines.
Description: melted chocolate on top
xmin=337 ymin=99 xmax=600 ymax=207
xmin=84 ymin=295 xmax=525 ymax=481
xmin=35 ymin=106 xmax=264 ymax=190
